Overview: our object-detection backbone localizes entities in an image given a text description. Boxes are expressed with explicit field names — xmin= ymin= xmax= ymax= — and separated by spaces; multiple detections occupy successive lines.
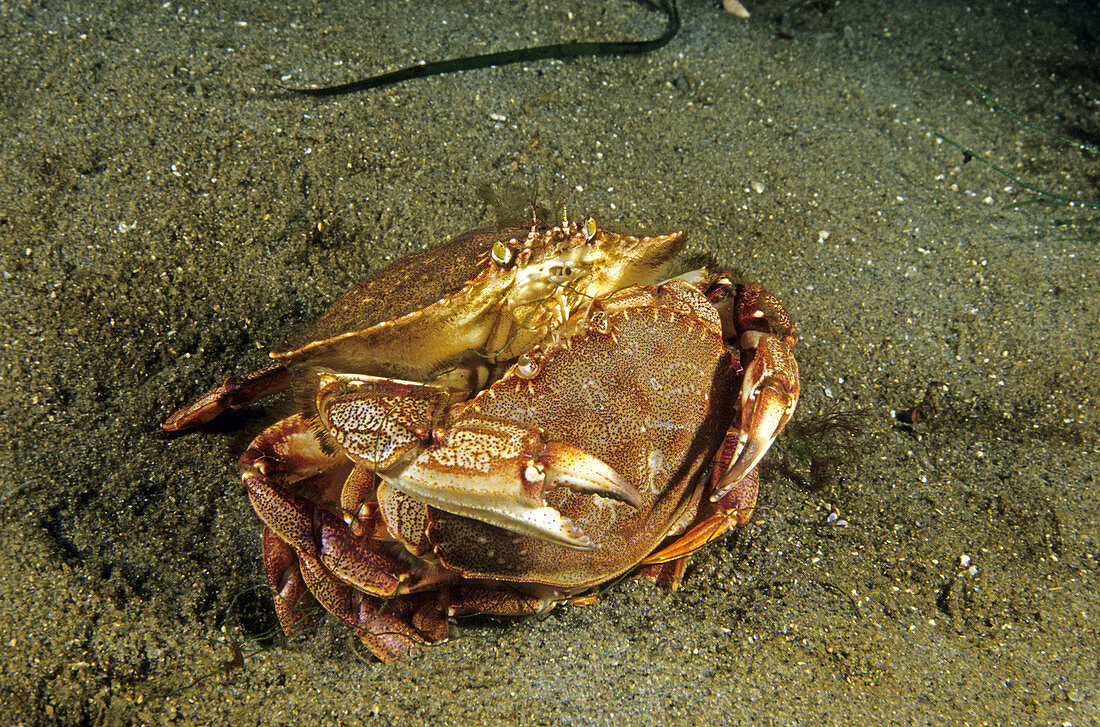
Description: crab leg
xmin=240 ymin=413 xmax=448 ymax=660
xmin=238 ymin=413 xmax=345 ymax=481
xmin=640 ymin=473 xmax=761 ymax=564
xmin=262 ymin=527 xmax=319 ymax=635
xmin=295 ymin=552 xmax=428 ymax=663
xmin=642 ymin=432 xmax=761 ymax=565
xmin=162 ymin=362 xmax=292 ymax=432
xmin=446 ymin=583 xmax=570 ymax=617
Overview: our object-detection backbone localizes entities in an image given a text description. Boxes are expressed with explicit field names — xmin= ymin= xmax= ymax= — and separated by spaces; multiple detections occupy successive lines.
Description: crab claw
xmin=386 ymin=416 xmax=637 ymax=550
xmin=538 ymin=441 xmax=641 ymax=508
xmin=712 ymin=329 xmax=800 ymax=501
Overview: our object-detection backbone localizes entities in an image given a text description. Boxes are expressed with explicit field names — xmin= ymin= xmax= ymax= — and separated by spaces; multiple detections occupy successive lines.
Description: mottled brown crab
xmin=238 ymin=274 xmax=799 ymax=661
xmin=162 ymin=212 xmax=684 ymax=432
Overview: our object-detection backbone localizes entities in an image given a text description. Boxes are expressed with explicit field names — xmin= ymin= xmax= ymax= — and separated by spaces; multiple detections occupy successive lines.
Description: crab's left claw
xmin=712 ymin=284 xmax=801 ymax=501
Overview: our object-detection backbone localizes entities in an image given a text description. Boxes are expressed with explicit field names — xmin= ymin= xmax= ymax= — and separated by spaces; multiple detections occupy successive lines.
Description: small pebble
xmin=724 ymin=0 xmax=751 ymax=18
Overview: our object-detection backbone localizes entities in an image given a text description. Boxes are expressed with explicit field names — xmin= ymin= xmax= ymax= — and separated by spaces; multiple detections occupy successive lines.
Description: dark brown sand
xmin=1 ymin=1 xmax=1097 ymax=724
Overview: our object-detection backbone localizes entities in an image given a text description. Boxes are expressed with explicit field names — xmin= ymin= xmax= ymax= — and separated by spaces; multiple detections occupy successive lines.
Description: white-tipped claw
xmin=713 ymin=330 xmax=800 ymax=501
xmin=540 ymin=441 xmax=641 ymax=508
xmin=712 ymin=382 xmax=792 ymax=501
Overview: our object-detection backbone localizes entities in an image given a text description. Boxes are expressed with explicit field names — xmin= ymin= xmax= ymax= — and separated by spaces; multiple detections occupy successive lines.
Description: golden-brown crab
xmin=162 ymin=212 xmax=684 ymax=432
xmin=239 ymin=274 xmax=799 ymax=661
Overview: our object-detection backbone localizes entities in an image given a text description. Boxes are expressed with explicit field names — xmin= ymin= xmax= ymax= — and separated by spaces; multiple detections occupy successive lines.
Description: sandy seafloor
xmin=1 ymin=0 xmax=1098 ymax=724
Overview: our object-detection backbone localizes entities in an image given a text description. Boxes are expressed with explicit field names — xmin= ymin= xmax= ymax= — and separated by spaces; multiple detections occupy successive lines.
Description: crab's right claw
xmin=388 ymin=416 xmax=638 ymax=551
xmin=712 ymin=336 xmax=799 ymax=500
xmin=712 ymin=283 xmax=800 ymax=501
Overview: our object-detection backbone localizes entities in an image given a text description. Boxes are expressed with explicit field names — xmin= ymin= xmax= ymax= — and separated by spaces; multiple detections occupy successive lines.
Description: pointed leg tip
xmin=161 ymin=400 xmax=219 ymax=433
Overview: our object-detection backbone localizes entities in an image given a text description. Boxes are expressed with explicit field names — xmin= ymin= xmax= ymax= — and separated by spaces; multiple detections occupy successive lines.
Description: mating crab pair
xmin=164 ymin=212 xmax=799 ymax=662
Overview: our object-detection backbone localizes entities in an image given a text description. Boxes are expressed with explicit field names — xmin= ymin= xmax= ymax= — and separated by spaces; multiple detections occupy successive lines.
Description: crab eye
xmin=515 ymin=353 xmax=540 ymax=379
xmin=491 ymin=240 xmax=514 ymax=266
xmin=583 ymin=216 xmax=597 ymax=243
